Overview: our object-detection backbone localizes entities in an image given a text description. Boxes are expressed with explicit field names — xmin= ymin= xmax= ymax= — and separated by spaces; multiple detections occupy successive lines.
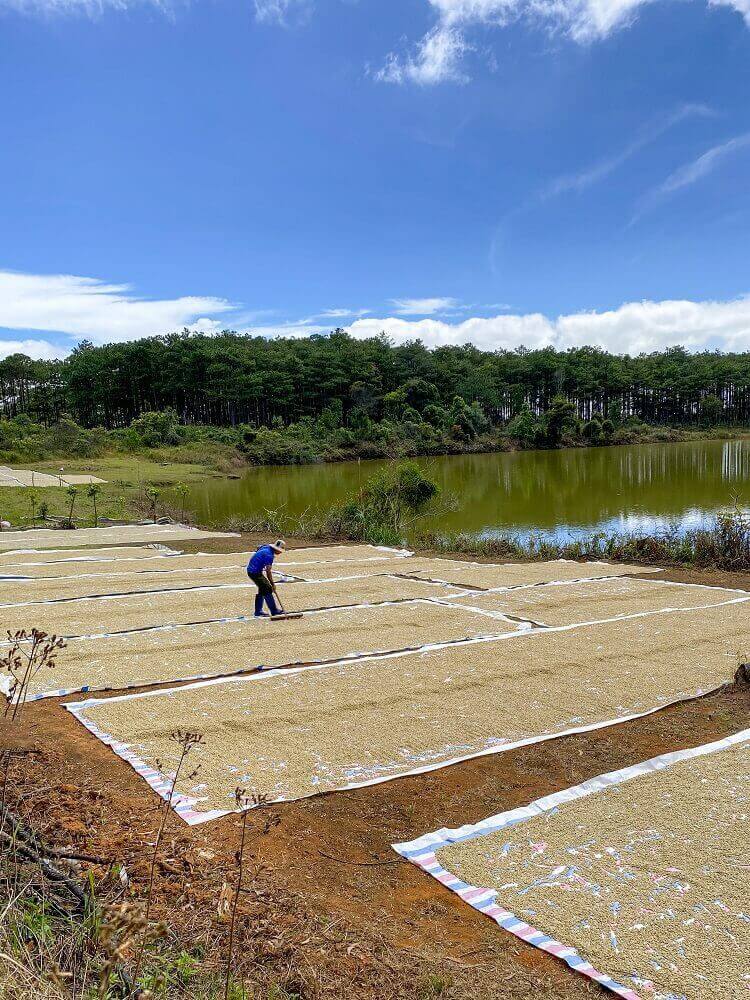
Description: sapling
xmin=224 ymin=788 xmax=279 ymax=1000
xmin=86 ymin=482 xmax=102 ymax=526
xmin=27 ymin=488 xmax=40 ymax=527
xmin=144 ymin=486 xmax=160 ymax=523
xmin=65 ymin=485 xmax=78 ymax=527
xmin=173 ymin=482 xmax=189 ymax=523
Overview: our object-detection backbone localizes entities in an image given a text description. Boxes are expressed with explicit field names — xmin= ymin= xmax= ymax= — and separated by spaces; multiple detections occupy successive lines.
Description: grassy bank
xmin=210 ymin=463 xmax=750 ymax=573
xmin=3 ymin=407 xmax=750 ymax=477
xmin=419 ymin=518 xmax=750 ymax=571
xmin=0 ymin=457 xmax=217 ymax=529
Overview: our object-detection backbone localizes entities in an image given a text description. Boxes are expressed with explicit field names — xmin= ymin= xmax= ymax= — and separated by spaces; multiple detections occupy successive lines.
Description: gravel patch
xmin=73 ymin=601 xmax=749 ymax=815
xmin=437 ymin=735 xmax=750 ymax=1000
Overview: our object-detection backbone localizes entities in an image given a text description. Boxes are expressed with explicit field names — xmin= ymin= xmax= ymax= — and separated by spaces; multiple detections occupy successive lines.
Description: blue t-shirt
xmin=247 ymin=545 xmax=276 ymax=575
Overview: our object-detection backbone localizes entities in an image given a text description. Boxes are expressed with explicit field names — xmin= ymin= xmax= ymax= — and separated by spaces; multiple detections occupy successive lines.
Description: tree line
xmin=1 ymin=329 xmax=749 ymax=429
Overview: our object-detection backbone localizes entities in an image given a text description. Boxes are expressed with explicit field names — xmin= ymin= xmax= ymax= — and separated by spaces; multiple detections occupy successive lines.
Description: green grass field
xmin=0 ymin=456 xmax=221 ymax=528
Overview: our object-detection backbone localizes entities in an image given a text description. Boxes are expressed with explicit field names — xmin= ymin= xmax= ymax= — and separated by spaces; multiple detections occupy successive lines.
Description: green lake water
xmin=189 ymin=438 xmax=750 ymax=541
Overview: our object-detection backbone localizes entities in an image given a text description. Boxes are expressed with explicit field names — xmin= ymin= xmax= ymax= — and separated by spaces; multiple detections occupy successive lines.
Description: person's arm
xmin=265 ymin=564 xmax=275 ymax=589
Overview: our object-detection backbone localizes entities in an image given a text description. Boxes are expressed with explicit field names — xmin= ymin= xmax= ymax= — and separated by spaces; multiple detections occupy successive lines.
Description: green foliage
xmin=701 ymin=393 xmax=724 ymax=427
xmin=144 ymin=485 xmax=161 ymax=521
xmin=87 ymin=481 xmax=102 ymax=525
xmin=327 ymin=461 xmax=440 ymax=545
xmin=505 ymin=402 xmax=540 ymax=445
xmin=424 ymin=500 xmax=750 ymax=571
xmin=65 ymin=484 xmax=78 ymax=524
xmin=1 ymin=334 xmax=748 ymax=475
xmin=543 ymin=395 xmax=579 ymax=446
xmin=128 ymin=409 xmax=182 ymax=447
xmin=582 ymin=415 xmax=604 ymax=443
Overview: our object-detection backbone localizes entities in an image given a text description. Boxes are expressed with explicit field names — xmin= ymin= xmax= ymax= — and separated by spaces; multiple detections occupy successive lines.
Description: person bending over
xmin=247 ymin=539 xmax=286 ymax=617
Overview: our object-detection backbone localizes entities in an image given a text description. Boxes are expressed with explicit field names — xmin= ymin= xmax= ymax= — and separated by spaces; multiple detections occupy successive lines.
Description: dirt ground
xmin=4 ymin=534 xmax=750 ymax=999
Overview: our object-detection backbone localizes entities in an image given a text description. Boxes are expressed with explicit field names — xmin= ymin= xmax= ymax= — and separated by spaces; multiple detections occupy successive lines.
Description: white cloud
xmin=346 ymin=295 xmax=750 ymax=354
xmin=376 ymin=25 xmax=469 ymax=86
xmin=6 ymin=288 xmax=750 ymax=359
xmin=0 ymin=270 xmax=234 ymax=345
xmin=317 ymin=307 xmax=371 ymax=319
xmin=379 ymin=0 xmax=750 ymax=84
xmin=390 ymin=296 xmax=461 ymax=315
xmin=0 ymin=338 xmax=69 ymax=361
xmin=253 ymin=0 xmax=312 ymax=25
xmin=633 ymin=131 xmax=750 ymax=222
xmin=542 ymin=105 xmax=715 ymax=199
xmin=709 ymin=0 xmax=750 ymax=23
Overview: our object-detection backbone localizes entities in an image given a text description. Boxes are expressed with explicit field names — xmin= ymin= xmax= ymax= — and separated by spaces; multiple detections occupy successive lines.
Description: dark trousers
xmin=248 ymin=571 xmax=280 ymax=616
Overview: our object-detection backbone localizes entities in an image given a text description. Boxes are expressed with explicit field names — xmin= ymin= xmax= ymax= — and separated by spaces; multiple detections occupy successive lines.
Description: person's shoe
xmin=254 ymin=612 xmax=270 ymax=618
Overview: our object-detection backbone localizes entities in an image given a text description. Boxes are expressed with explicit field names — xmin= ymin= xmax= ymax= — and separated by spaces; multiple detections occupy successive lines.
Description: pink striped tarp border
xmin=66 ymin=701 xmax=229 ymax=824
xmin=398 ymin=847 xmax=641 ymax=999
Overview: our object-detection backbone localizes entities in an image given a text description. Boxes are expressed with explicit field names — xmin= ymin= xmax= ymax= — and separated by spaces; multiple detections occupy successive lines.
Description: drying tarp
xmin=65 ymin=600 xmax=749 ymax=821
xmin=391 ymin=559 xmax=660 ymax=590
xmin=449 ymin=576 xmax=747 ymax=626
xmin=394 ymin=728 xmax=750 ymax=1000
xmin=0 ymin=524 xmax=236 ymax=551
xmin=4 ymin=544 xmax=412 ymax=580
xmin=22 ymin=598 xmax=502 ymax=700
xmin=1 ymin=574 xmax=467 ymax=640
xmin=0 ymin=545 xmax=181 ymax=566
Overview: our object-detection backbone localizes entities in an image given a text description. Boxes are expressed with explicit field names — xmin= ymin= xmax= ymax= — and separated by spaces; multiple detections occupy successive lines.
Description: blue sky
xmin=1 ymin=0 xmax=750 ymax=359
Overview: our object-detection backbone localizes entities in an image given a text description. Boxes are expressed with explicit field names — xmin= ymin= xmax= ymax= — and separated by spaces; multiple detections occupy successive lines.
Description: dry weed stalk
xmin=1 ymin=629 xmax=66 ymax=723
xmin=132 ymin=728 xmax=203 ymax=988
xmin=224 ymin=789 xmax=280 ymax=1000
xmin=96 ymin=901 xmax=165 ymax=999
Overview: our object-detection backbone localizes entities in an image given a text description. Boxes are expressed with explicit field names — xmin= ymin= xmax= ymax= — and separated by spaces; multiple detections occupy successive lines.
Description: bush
xmin=326 ymin=462 xmax=439 ymax=545
xmin=128 ymin=409 xmax=182 ymax=447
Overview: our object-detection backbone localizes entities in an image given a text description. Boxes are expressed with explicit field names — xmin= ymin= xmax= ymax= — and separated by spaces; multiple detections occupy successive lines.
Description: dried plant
xmin=223 ymin=789 xmax=280 ymax=1000
xmin=132 ymin=728 xmax=203 ymax=988
xmin=96 ymin=901 xmax=165 ymax=999
xmin=1 ymin=629 xmax=66 ymax=723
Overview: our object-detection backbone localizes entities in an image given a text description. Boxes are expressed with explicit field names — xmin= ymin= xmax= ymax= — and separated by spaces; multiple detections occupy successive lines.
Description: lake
xmin=189 ymin=438 xmax=750 ymax=542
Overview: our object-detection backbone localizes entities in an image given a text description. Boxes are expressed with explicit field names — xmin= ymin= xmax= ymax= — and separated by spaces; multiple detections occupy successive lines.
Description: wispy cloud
xmin=0 ymin=270 xmax=234 ymax=344
xmin=317 ymin=307 xmax=371 ymax=319
xmin=376 ymin=25 xmax=469 ymax=86
xmin=378 ymin=0 xmax=750 ymax=85
xmin=632 ymin=131 xmax=750 ymax=223
xmin=542 ymin=104 xmax=716 ymax=200
xmin=709 ymin=0 xmax=750 ymax=24
xmin=253 ymin=0 xmax=312 ymax=26
xmin=390 ymin=296 xmax=462 ymax=315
